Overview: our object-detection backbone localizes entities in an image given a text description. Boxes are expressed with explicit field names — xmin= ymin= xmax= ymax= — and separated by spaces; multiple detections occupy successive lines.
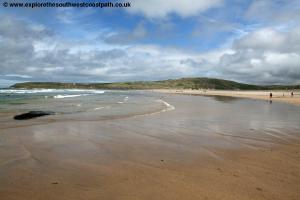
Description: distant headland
xmin=10 ymin=77 xmax=300 ymax=90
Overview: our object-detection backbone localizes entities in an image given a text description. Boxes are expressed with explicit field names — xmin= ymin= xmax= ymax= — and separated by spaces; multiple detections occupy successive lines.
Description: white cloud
xmin=234 ymin=28 xmax=285 ymax=50
xmin=104 ymin=22 xmax=147 ymax=44
xmin=1 ymin=16 xmax=300 ymax=85
xmin=56 ymin=8 xmax=96 ymax=24
xmin=218 ymin=26 xmax=300 ymax=84
xmin=127 ymin=0 xmax=223 ymax=18
xmin=245 ymin=0 xmax=300 ymax=25
xmin=192 ymin=17 xmax=237 ymax=38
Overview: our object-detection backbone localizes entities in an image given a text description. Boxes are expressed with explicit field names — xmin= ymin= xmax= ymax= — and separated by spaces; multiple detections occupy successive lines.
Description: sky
xmin=1 ymin=0 xmax=300 ymax=87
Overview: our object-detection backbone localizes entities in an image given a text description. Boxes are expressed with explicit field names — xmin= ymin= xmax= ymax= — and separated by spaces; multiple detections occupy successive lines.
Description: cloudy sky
xmin=1 ymin=0 xmax=300 ymax=87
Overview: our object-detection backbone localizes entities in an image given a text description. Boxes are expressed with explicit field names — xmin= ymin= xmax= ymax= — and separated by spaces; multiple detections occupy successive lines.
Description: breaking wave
xmin=54 ymin=94 xmax=90 ymax=99
xmin=0 ymin=89 xmax=105 ymax=94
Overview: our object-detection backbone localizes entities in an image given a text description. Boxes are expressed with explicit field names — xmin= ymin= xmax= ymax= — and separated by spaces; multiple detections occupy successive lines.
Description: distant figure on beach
xmin=291 ymin=91 xmax=294 ymax=97
xmin=269 ymin=92 xmax=272 ymax=98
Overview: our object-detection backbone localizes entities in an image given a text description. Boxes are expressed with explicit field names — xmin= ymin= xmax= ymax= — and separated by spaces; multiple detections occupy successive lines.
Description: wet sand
xmin=0 ymin=94 xmax=300 ymax=200
xmin=154 ymin=89 xmax=300 ymax=106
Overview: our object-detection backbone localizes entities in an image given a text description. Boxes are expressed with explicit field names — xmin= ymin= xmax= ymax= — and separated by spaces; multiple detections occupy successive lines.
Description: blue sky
xmin=1 ymin=0 xmax=300 ymax=87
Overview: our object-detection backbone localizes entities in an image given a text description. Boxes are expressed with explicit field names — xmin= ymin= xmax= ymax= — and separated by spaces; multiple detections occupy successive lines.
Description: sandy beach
xmin=0 ymin=93 xmax=300 ymax=200
xmin=154 ymin=89 xmax=300 ymax=106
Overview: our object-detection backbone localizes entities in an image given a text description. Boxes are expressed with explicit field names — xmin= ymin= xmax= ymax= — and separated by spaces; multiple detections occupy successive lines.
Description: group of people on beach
xmin=269 ymin=91 xmax=294 ymax=98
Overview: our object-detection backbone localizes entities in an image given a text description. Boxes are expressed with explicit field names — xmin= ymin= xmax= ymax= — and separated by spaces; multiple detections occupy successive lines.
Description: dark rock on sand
xmin=14 ymin=111 xmax=55 ymax=120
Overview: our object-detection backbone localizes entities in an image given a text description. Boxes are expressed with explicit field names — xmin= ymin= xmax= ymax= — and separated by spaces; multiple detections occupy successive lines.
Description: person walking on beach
xmin=269 ymin=92 xmax=272 ymax=99
xmin=291 ymin=91 xmax=294 ymax=97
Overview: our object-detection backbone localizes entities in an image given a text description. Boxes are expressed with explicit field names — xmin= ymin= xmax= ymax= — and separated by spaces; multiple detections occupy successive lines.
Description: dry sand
xmin=0 ymin=94 xmax=300 ymax=200
xmin=154 ymin=89 xmax=300 ymax=106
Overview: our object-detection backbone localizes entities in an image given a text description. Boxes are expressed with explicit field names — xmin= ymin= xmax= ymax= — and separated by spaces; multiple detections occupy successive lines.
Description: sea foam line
xmin=156 ymin=99 xmax=175 ymax=112
xmin=133 ymin=99 xmax=175 ymax=119
xmin=0 ymin=89 xmax=105 ymax=94
xmin=94 ymin=106 xmax=105 ymax=110
xmin=0 ymin=89 xmax=56 ymax=94
xmin=54 ymin=94 xmax=90 ymax=99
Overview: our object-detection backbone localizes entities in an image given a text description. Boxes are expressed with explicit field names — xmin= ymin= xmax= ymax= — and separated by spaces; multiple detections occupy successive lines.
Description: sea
xmin=1 ymin=88 xmax=300 ymax=137
xmin=0 ymin=89 xmax=175 ymax=126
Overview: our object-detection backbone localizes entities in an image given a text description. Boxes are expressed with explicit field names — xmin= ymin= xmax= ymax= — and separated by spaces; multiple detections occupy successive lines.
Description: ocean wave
xmin=131 ymin=99 xmax=175 ymax=119
xmin=65 ymin=89 xmax=105 ymax=94
xmin=91 ymin=90 xmax=105 ymax=94
xmin=0 ymin=89 xmax=56 ymax=94
xmin=94 ymin=107 xmax=105 ymax=110
xmin=156 ymin=99 xmax=175 ymax=111
xmin=54 ymin=94 xmax=90 ymax=99
xmin=0 ymin=89 xmax=105 ymax=94
xmin=94 ymin=106 xmax=111 ymax=110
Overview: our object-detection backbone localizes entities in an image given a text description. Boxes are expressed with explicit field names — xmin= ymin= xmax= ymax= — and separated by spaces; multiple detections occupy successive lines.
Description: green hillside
xmin=10 ymin=77 xmax=300 ymax=90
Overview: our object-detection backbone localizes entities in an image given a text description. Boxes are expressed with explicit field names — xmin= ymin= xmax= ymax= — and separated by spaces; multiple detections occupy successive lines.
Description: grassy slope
xmin=11 ymin=78 xmax=300 ymax=90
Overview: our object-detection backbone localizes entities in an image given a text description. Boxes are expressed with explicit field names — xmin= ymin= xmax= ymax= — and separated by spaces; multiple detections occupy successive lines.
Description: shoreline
xmin=153 ymin=89 xmax=300 ymax=106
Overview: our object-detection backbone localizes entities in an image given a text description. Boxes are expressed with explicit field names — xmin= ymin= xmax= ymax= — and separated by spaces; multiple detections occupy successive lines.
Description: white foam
xmin=54 ymin=94 xmax=89 ymax=99
xmin=65 ymin=89 xmax=105 ymax=94
xmin=0 ymin=89 xmax=56 ymax=94
xmin=0 ymin=89 xmax=105 ymax=94
xmin=92 ymin=90 xmax=105 ymax=94
xmin=133 ymin=99 xmax=175 ymax=118
xmin=157 ymin=99 xmax=175 ymax=112
xmin=94 ymin=107 xmax=105 ymax=110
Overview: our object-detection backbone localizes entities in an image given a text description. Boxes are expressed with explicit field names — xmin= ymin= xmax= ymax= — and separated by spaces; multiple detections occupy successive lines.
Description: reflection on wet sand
xmin=211 ymin=95 xmax=239 ymax=103
xmin=0 ymin=94 xmax=300 ymax=200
